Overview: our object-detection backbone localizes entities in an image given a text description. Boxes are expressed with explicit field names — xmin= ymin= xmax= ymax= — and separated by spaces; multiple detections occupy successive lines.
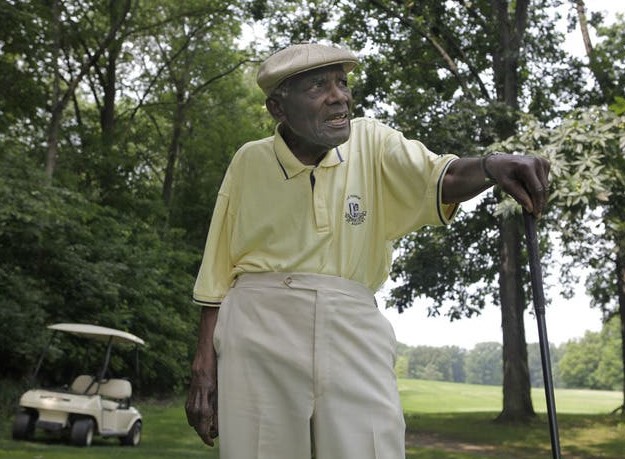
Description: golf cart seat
xmin=70 ymin=376 xmax=131 ymax=405
xmin=98 ymin=378 xmax=132 ymax=401
xmin=98 ymin=378 xmax=133 ymax=409
xmin=71 ymin=375 xmax=98 ymax=394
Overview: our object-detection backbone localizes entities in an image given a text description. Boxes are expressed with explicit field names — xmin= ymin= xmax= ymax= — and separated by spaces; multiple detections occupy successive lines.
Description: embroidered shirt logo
xmin=345 ymin=194 xmax=367 ymax=225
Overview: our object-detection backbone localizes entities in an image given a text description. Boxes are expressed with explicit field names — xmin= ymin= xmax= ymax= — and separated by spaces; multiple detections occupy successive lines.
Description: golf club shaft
xmin=523 ymin=210 xmax=562 ymax=459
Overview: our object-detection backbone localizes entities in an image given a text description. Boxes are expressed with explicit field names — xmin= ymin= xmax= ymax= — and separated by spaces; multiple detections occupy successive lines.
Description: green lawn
xmin=398 ymin=378 xmax=623 ymax=414
xmin=1 ymin=379 xmax=623 ymax=459
xmin=0 ymin=399 xmax=219 ymax=459
xmin=400 ymin=379 xmax=625 ymax=459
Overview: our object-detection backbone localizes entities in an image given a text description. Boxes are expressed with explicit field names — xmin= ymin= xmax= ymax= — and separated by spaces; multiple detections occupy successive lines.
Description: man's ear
xmin=266 ymin=97 xmax=286 ymax=122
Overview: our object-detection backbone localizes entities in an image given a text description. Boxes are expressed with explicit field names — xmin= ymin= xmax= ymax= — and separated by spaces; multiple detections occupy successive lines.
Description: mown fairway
xmin=398 ymin=378 xmax=623 ymax=414
xmin=400 ymin=379 xmax=625 ymax=458
xmin=1 ymin=379 xmax=623 ymax=459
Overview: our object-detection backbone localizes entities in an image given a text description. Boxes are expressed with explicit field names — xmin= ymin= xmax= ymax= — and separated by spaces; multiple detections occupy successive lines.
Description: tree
xmin=0 ymin=1 xmax=49 ymax=135
xmin=406 ymin=346 xmax=467 ymax=382
xmin=126 ymin=0 xmax=250 ymax=208
xmin=571 ymin=1 xmax=624 ymax=106
xmin=167 ymin=69 xmax=272 ymax=247
xmin=559 ymin=320 xmax=623 ymax=391
xmin=42 ymin=0 xmax=133 ymax=180
xmin=527 ymin=341 xmax=563 ymax=388
xmin=466 ymin=342 xmax=503 ymax=386
xmin=492 ymin=105 xmax=625 ymax=409
xmin=0 ymin=0 xmax=272 ymax=396
xmin=567 ymin=3 xmax=625 ymax=412
xmin=394 ymin=354 xmax=410 ymax=379
xmin=0 ymin=147 xmax=198 ymax=392
xmin=354 ymin=0 xmax=567 ymax=422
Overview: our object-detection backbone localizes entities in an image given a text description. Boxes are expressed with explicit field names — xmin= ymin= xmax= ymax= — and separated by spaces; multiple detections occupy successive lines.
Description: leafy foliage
xmin=401 ymin=345 xmax=467 ymax=382
xmin=0 ymin=148 xmax=198 ymax=393
xmin=465 ymin=342 xmax=504 ymax=386
xmin=492 ymin=107 xmax=625 ymax=315
xmin=394 ymin=329 xmax=620 ymax=392
xmin=0 ymin=0 xmax=272 ymax=395
xmin=559 ymin=319 xmax=623 ymax=390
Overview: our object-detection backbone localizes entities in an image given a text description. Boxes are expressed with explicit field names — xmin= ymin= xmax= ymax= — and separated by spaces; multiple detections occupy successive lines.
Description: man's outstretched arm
xmin=442 ymin=154 xmax=550 ymax=217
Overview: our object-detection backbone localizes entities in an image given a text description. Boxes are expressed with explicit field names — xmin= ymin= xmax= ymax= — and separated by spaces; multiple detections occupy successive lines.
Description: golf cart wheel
xmin=12 ymin=411 xmax=36 ymax=440
xmin=71 ymin=418 xmax=94 ymax=447
xmin=120 ymin=420 xmax=142 ymax=446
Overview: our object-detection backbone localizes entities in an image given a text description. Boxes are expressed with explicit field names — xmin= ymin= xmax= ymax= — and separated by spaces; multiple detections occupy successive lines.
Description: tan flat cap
xmin=257 ymin=43 xmax=358 ymax=96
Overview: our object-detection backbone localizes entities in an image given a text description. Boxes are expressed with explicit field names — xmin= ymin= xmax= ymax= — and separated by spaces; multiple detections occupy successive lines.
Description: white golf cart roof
xmin=48 ymin=323 xmax=145 ymax=346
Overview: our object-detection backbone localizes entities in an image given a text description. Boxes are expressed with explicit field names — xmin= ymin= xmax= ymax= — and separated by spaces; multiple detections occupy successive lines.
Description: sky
xmin=378 ymin=271 xmax=604 ymax=350
xmin=379 ymin=2 xmax=624 ymax=350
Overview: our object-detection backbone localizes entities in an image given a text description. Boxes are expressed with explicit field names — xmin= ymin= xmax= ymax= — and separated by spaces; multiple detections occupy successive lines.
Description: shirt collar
xmin=273 ymin=124 xmax=346 ymax=179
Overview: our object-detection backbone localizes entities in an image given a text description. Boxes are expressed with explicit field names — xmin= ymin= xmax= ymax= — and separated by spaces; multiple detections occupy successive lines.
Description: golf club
xmin=523 ymin=210 xmax=562 ymax=459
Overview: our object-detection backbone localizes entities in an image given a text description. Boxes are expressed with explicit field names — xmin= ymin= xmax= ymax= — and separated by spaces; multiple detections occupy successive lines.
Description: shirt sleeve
xmin=380 ymin=129 xmax=459 ymax=240
xmin=192 ymin=173 xmax=233 ymax=307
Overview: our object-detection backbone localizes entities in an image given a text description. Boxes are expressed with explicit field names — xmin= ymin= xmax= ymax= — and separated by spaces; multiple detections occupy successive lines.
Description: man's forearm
xmin=193 ymin=306 xmax=219 ymax=370
xmin=441 ymin=157 xmax=492 ymax=204
xmin=441 ymin=153 xmax=550 ymax=217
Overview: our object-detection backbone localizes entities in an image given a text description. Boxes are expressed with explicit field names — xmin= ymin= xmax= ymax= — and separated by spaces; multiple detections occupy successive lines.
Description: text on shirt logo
xmin=345 ymin=194 xmax=367 ymax=225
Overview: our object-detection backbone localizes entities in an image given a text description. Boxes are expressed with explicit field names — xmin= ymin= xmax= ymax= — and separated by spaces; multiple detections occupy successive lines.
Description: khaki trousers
xmin=214 ymin=273 xmax=405 ymax=459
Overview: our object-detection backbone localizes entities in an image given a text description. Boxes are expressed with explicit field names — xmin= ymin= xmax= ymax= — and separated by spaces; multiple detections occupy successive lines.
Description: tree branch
xmin=367 ymin=0 xmax=480 ymax=100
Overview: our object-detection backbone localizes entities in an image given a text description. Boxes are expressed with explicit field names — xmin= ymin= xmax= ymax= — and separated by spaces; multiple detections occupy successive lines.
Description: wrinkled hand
xmin=185 ymin=367 xmax=218 ymax=446
xmin=485 ymin=154 xmax=550 ymax=218
xmin=186 ymin=306 xmax=220 ymax=446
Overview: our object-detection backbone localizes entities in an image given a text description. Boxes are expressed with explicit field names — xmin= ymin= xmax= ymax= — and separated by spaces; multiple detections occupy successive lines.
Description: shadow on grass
xmin=405 ymin=412 xmax=625 ymax=459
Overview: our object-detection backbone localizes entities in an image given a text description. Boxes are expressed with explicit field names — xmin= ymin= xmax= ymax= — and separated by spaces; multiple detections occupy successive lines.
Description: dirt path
xmin=406 ymin=432 xmax=589 ymax=459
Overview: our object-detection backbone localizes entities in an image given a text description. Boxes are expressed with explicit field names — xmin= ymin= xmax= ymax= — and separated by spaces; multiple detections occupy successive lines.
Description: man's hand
xmin=185 ymin=307 xmax=219 ymax=446
xmin=185 ymin=366 xmax=218 ymax=446
xmin=442 ymin=154 xmax=550 ymax=218
xmin=483 ymin=153 xmax=550 ymax=218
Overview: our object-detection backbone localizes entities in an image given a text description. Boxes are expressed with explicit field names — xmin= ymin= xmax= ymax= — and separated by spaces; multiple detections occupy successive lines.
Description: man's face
xmin=271 ymin=65 xmax=353 ymax=160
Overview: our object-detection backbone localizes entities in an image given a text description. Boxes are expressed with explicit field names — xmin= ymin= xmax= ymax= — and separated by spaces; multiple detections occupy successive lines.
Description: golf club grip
xmin=522 ymin=210 xmax=562 ymax=459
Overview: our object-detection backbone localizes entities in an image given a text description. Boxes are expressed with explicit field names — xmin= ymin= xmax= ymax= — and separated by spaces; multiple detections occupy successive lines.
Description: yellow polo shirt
xmin=193 ymin=117 xmax=458 ymax=306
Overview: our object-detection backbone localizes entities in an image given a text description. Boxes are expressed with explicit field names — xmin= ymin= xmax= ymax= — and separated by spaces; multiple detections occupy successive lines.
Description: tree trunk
xmin=100 ymin=47 xmax=119 ymax=149
xmin=162 ymin=93 xmax=186 ymax=206
xmin=575 ymin=0 xmax=617 ymax=101
xmin=44 ymin=0 xmax=132 ymax=181
xmin=496 ymin=217 xmax=535 ymax=421
xmin=616 ymin=238 xmax=625 ymax=413
xmin=491 ymin=0 xmax=535 ymax=421
xmin=98 ymin=41 xmax=121 ymax=199
xmin=575 ymin=0 xmax=593 ymax=57
xmin=45 ymin=0 xmax=61 ymax=181
xmin=100 ymin=0 xmax=128 ymax=148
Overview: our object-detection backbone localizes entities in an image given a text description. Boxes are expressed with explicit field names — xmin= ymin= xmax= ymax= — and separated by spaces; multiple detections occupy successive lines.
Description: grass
xmin=398 ymin=379 xmax=623 ymax=414
xmin=0 ymin=399 xmax=219 ymax=459
xmin=404 ymin=412 xmax=625 ymax=458
xmin=400 ymin=379 xmax=625 ymax=458
xmin=1 ymin=379 xmax=623 ymax=458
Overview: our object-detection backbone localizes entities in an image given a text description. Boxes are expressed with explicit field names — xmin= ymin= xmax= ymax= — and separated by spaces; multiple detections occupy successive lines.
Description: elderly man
xmin=185 ymin=43 xmax=549 ymax=459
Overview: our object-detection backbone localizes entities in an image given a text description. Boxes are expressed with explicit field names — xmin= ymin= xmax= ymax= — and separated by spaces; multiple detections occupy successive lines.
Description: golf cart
xmin=12 ymin=323 xmax=145 ymax=447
